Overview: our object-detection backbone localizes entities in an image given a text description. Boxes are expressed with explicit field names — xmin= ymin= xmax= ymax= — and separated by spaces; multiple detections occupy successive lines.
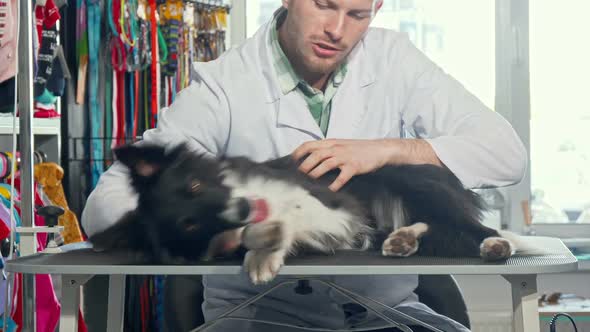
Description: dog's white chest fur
xmin=221 ymin=169 xmax=360 ymax=251
xmin=220 ymin=169 xmax=367 ymax=284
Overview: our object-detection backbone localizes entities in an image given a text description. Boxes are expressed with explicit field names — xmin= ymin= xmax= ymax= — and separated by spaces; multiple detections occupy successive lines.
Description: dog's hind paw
xmin=480 ymin=237 xmax=514 ymax=261
xmin=382 ymin=228 xmax=419 ymax=257
xmin=244 ymin=249 xmax=285 ymax=285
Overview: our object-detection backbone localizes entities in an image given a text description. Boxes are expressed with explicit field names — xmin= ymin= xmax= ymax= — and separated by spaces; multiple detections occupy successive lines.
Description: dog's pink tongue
xmin=246 ymin=198 xmax=270 ymax=223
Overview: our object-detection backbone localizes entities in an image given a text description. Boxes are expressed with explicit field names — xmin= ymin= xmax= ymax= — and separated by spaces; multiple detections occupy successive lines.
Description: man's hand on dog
xmin=292 ymin=138 xmax=444 ymax=191
xmin=292 ymin=139 xmax=392 ymax=191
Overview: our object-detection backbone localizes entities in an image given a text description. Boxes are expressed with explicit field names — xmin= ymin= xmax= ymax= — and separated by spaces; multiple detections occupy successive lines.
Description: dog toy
xmin=34 ymin=162 xmax=85 ymax=243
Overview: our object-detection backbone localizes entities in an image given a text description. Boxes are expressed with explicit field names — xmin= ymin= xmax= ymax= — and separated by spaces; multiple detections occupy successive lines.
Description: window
xmin=529 ymin=1 xmax=590 ymax=224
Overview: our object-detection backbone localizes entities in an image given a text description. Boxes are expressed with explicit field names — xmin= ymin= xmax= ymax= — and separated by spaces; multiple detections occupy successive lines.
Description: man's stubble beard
xmin=294 ymin=40 xmax=344 ymax=77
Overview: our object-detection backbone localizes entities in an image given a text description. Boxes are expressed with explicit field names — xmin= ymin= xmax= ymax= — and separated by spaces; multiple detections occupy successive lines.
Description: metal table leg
xmin=502 ymin=274 xmax=540 ymax=332
xmin=60 ymin=275 xmax=94 ymax=332
xmin=106 ymin=275 xmax=126 ymax=332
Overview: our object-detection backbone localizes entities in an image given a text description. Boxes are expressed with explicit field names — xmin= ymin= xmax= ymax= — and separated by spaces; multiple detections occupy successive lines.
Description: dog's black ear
xmin=113 ymin=144 xmax=169 ymax=178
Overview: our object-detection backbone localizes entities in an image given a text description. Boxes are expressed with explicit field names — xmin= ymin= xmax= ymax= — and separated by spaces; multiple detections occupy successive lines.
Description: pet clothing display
xmin=0 ymin=0 xmax=17 ymax=84
xmin=33 ymin=0 xmax=61 ymax=100
xmin=0 ymin=151 xmax=87 ymax=331
xmin=69 ymin=1 xmax=230 ymax=329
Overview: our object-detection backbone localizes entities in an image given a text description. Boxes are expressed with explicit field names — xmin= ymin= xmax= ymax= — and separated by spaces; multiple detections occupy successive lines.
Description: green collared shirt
xmin=270 ymin=8 xmax=348 ymax=136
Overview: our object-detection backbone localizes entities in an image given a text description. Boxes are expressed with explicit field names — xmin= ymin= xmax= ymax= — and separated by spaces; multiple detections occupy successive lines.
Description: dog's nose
xmin=219 ymin=197 xmax=251 ymax=225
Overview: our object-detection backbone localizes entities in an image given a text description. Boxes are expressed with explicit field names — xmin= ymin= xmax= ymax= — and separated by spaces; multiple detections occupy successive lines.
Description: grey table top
xmin=5 ymin=236 xmax=578 ymax=276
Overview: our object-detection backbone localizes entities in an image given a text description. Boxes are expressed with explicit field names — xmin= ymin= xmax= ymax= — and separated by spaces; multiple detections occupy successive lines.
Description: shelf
xmin=559 ymin=237 xmax=590 ymax=271
xmin=562 ymin=238 xmax=590 ymax=248
xmin=0 ymin=116 xmax=61 ymax=135
xmin=578 ymin=259 xmax=590 ymax=271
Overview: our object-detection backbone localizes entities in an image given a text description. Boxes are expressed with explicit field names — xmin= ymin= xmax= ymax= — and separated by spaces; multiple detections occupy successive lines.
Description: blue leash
xmin=128 ymin=74 xmax=134 ymax=138
xmin=88 ymin=0 xmax=103 ymax=188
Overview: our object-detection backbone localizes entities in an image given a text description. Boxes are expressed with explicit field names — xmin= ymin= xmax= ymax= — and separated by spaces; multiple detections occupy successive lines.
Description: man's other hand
xmin=291 ymin=138 xmax=444 ymax=191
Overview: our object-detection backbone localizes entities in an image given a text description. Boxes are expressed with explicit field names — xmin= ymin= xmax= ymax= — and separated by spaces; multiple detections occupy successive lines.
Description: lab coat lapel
xmin=275 ymin=92 xmax=325 ymax=139
xmin=327 ymin=83 xmax=369 ymax=139
xmin=256 ymin=20 xmax=376 ymax=140
xmin=327 ymin=38 xmax=376 ymax=139
xmin=256 ymin=19 xmax=325 ymax=139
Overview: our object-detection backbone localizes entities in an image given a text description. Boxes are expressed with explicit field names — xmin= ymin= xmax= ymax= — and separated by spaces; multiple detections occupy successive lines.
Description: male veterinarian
xmin=82 ymin=0 xmax=527 ymax=331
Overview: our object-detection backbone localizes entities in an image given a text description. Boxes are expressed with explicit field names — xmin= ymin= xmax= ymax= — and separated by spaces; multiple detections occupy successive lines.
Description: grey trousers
xmin=165 ymin=274 xmax=471 ymax=332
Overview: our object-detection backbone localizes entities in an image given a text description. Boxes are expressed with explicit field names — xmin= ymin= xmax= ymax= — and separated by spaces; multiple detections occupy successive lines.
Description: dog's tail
xmin=380 ymin=164 xmax=486 ymax=227
xmin=498 ymin=230 xmax=553 ymax=256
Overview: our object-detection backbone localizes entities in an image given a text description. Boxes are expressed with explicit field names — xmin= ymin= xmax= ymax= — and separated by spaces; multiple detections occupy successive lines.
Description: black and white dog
xmin=90 ymin=142 xmax=537 ymax=284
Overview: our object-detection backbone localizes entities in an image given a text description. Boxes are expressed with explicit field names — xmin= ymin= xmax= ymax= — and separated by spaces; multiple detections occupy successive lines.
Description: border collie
xmin=90 ymin=142 xmax=537 ymax=284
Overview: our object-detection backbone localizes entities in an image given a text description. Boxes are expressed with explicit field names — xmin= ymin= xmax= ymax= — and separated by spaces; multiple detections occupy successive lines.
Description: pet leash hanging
xmin=87 ymin=0 xmax=103 ymax=187
xmin=75 ymin=0 xmax=88 ymax=104
xmin=118 ymin=0 xmax=137 ymax=48
xmin=118 ymin=0 xmax=134 ymax=140
xmin=132 ymin=4 xmax=151 ymax=139
xmin=111 ymin=0 xmax=129 ymax=147
xmin=122 ymin=0 xmax=141 ymax=140
xmin=148 ymin=0 xmax=158 ymax=128
xmin=104 ymin=63 xmax=113 ymax=167
xmin=132 ymin=0 xmax=153 ymax=140
xmin=106 ymin=0 xmax=120 ymax=150
xmin=143 ymin=66 xmax=149 ymax=131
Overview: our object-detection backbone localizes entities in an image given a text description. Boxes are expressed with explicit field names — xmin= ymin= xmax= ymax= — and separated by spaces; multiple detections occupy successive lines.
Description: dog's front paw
xmin=242 ymin=222 xmax=285 ymax=251
xmin=480 ymin=237 xmax=514 ymax=261
xmin=243 ymin=249 xmax=285 ymax=285
xmin=382 ymin=228 xmax=419 ymax=257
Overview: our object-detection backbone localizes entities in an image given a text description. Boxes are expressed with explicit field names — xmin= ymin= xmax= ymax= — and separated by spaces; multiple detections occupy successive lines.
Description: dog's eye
xmin=189 ymin=180 xmax=202 ymax=193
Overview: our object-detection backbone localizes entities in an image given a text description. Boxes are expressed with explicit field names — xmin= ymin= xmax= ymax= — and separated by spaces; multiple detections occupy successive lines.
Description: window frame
xmin=229 ymin=0 xmax=247 ymax=47
xmin=503 ymin=0 xmax=590 ymax=237
xmin=495 ymin=0 xmax=531 ymax=235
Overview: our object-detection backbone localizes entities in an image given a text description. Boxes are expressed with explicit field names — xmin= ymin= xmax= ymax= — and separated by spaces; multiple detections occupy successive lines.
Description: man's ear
xmin=282 ymin=0 xmax=289 ymax=9
xmin=113 ymin=144 xmax=168 ymax=178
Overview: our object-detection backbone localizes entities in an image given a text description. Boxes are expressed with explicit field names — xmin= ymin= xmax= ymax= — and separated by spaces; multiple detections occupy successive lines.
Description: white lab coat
xmin=82 ymin=17 xmax=527 ymax=332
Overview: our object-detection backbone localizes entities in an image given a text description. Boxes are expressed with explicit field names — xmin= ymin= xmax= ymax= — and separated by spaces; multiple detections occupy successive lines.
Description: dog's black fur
xmin=90 ymin=142 xmax=507 ymax=264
